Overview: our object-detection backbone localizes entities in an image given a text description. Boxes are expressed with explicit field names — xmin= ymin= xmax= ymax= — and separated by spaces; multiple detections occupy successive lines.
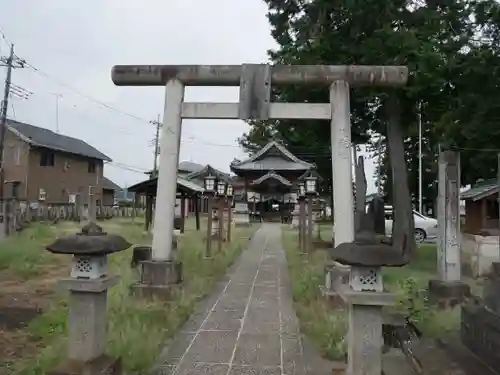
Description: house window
xmin=14 ymin=147 xmax=21 ymax=165
xmin=88 ymin=161 xmax=96 ymax=173
xmin=40 ymin=150 xmax=55 ymax=166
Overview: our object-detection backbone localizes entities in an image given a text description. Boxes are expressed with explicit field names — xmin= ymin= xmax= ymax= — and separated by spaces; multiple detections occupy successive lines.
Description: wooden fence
xmin=4 ymin=199 xmax=145 ymax=236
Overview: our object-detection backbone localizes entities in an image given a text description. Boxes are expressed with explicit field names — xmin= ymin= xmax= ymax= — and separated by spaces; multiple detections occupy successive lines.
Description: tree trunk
xmin=385 ymin=93 xmax=416 ymax=259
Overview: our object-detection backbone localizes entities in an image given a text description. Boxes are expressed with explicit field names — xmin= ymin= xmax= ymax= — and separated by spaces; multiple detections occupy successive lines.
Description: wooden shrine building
xmin=230 ymin=141 xmax=317 ymax=222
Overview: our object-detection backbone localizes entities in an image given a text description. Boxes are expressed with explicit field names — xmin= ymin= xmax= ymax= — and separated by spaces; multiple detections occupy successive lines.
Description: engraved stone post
xmin=234 ymin=201 xmax=250 ymax=227
xmin=330 ymin=240 xmax=406 ymax=375
xmin=305 ymin=175 xmax=318 ymax=253
xmin=45 ymin=222 xmax=131 ymax=375
xmin=429 ymin=151 xmax=469 ymax=307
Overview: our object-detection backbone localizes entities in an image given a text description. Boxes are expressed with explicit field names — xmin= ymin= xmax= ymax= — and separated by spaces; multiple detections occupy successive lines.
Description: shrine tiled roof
xmin=185 ymin=164 xmax=231 ymax=182
xmin=251 ymin=171 xmax=292 ymax=186
xmin=231 ymin=141 xmax=314 ymax=172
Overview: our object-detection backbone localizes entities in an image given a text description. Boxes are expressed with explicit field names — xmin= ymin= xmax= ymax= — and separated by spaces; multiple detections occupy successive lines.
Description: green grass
xmin=281 ymin=227 xmax=461 ymax=361
xmin=2 ymin=218 xmax=257 ymax=375
xmin=282 ymin=228 xmax=347 ymax=360
xmin=0 ymin=223 xmax=70 ymax=279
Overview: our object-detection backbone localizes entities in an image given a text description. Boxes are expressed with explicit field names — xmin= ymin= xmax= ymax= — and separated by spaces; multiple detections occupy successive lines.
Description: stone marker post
xmin=429 ymin=151 xmax=470 ymax=307
xmin=305 ymin=175 xmax=318 ymax=253
xmin=226 ymin=187 xmax=233 ymax=242
xmin=45 ymin=221 xmax=131 ymax=375
xmin=216 ymin=180 xmax=226 ymax=252
xmin=297 ymin=183 xmax=306 ymax=253
xmin=330 ymin=240 xmax=406 ymax=375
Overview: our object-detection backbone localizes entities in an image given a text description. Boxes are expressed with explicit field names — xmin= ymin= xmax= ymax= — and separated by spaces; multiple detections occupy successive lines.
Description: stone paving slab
xmin=151 ymin=224 xmax=331 ymax=375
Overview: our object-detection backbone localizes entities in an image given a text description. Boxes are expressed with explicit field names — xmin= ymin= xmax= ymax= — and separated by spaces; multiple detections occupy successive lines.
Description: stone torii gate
xmin=112 ymin=63 xmax=407 ymax=373
xmin=111 ymin=71 xmax=405 ymax=255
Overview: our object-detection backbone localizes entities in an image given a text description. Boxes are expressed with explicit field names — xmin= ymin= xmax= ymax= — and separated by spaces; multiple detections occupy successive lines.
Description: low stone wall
xmin=461 ymin=233 xmax=500 ymax=278
xmin=461 ymin=262 xmax=500 ymax=371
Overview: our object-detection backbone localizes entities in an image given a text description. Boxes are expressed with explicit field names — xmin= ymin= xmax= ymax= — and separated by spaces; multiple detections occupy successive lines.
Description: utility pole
xmin=150 ymin=114 xmax=161 ymax=178
xmin=49 ymin=93 xmax=63 ymax=133
xmin=418 ymin=101 xmax=423 ymax=214
xmin=0 ymin=44 xmax=25 ymax=238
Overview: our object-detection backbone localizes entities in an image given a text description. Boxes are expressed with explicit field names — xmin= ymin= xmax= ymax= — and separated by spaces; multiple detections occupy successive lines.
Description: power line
xmin=106 ymin=161 xmax=149 ymax=174
xmin=24 ymin=61 xmax=154 ymax=125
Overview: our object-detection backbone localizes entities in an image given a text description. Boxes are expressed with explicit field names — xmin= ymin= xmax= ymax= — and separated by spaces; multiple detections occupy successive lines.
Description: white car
xmin=383 ymin=206 xmax=438 ymax=243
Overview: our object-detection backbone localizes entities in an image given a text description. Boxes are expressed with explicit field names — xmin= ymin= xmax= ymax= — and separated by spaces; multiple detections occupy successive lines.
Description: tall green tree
xmin=240 ymin=0 xmax=500 ymax=199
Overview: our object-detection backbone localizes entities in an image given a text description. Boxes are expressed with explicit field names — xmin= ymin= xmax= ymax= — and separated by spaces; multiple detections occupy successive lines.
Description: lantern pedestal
xmin=129 ymin=239 xmax=183 ymax=299
xmin=130 ymin=259 xmax=183 ymax=299
xmin=337 ymin=267 xmax=395 ymax=375
xmin=329 ymin=238 xmax=408 ymax=375
xmin=428 ymin=279 xmax=470 ymax=309
xmin=50 ymin=276 xmax=122 ymax=375
xmin=45 ymin=222 xmax=131 ymax=375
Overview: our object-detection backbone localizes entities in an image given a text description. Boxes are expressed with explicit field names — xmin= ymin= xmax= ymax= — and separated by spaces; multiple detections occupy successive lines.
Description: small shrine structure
xmin=230 ymin=141 xmax=315 ymax=222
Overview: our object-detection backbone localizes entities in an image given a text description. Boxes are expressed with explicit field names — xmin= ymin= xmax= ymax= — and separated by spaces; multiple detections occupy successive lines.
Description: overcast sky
xmin=0 ymin=0 xmax=377 ymax=193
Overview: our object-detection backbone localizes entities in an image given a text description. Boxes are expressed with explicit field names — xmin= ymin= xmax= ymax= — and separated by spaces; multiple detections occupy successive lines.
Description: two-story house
xmin=4 ymin=119 xmax=114 ymax=206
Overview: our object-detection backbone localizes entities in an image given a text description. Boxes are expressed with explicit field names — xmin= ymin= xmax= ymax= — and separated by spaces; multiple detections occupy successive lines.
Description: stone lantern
xmin=204 ymin=174 xmax=216 ymax=193
xmin=226 ymin=183 xmax=234 ymax=197
xmin=204 ymin=174 xmax=216 ymax=258
xmin=329 ymin=238 xmax=408 ymax=375
xmin=216 ymin=180 xmax=226 ymax=196
xmin=46 ymin=221 xmax=131 ymax=375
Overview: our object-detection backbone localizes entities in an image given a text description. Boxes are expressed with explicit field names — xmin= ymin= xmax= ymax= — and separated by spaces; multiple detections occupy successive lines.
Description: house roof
xmin=185 ymin=164 xmax=231 ymax=182
xmin=251 ymin=171 xmax=292 ymax=186
xmin=179 ymin=161 xmax=205 ymax=173
xmin=127 ymin=176 xmax=205 ymax=195
xmin=230 ymin=141 xmax=314 ymax=172
xmin=460 ymin=179 xmax=497 ymax=201
xmin=101 ymin=177 xmax=121 ymax=191
xmin=7 ymin=119 xmax=111 ymax=161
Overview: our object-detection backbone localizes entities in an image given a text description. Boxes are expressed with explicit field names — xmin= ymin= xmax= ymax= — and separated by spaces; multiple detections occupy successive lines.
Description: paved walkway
xmin=152 ymin=224 xmax=330 ymax=375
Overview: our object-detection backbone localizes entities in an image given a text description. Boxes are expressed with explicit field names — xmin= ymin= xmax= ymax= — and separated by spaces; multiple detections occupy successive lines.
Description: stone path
xmin=152 ymin=223 xmax=330 ymax=375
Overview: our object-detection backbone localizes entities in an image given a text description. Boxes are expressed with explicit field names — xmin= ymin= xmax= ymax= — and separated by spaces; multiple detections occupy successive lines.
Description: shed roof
xmin=178 ymin=161 xmax=205 ymax=173
xmin=460 ymin=179 xmax=497 ymax=201
xmin=7 ymin=119 xmax=111 ymax=161
xmin=102 ymin=177 xmax=121 ymax=191
xmin=128 ymin=176 xmax=204 ymax=195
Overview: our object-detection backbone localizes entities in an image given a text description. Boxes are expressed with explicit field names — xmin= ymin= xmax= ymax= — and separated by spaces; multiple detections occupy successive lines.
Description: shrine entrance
xmin=230 ymin=141 xmax=314 ymax=223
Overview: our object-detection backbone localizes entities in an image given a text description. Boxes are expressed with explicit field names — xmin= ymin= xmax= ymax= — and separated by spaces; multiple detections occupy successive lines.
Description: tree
xmin=241 ymin=0 xmax=500 ymax=196
xmin=239 ymin=0 xmax=500 ymax=256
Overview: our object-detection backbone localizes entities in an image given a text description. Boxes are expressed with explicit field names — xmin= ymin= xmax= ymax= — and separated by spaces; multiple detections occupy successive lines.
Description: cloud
xmin=0 ymin=0 xmax=378 ymax=192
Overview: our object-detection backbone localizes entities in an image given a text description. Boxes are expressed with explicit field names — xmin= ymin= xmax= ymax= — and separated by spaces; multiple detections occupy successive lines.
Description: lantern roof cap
xmin=329 ymin=232 xmax=408 ymax=267
xmin=45 ymin=222 xmax=131 ymax=256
